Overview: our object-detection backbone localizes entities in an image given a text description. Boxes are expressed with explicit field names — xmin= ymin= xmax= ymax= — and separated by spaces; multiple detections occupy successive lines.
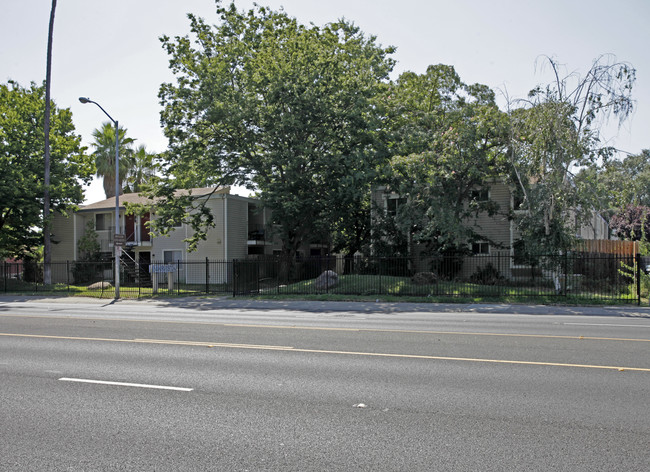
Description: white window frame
xmin=471 ymin=241 xmax=490 ymax=255
xmin=163 ymin=249 xmax=183 ymax=264
xmin=384 ymin=195 xmax=407 ymax=217
xmin=95 ymin=212 xmax=112 ymax=231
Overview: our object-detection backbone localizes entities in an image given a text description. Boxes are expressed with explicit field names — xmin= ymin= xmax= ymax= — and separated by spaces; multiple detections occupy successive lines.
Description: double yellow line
xmin=2 ymin=332 xmax=649 ymax=373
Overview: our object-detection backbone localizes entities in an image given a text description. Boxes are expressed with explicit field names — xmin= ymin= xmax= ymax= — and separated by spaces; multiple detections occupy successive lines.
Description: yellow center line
xmin=1 ymin=313 xmax=649 ymax=343
xmin=1 ymin=332 xmax=649 ymax=373
xmin=222 ymin=323 xmax=650 ymax=343
xmin=133 ymin=338 xmax=294 ymax=350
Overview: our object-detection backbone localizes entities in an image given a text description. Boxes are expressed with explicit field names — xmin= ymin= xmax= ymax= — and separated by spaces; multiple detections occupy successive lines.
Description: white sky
xmin=2 ymin=0 xmax=649 ymax=204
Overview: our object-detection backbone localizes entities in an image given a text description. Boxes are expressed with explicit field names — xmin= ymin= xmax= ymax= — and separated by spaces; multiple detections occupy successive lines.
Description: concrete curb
xmin=1 ymin=294 xmax=649 ymax=318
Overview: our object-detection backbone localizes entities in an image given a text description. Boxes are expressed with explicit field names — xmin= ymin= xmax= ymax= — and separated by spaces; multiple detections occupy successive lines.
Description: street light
xmin=79 ymin=97 xmax=121 ymax=299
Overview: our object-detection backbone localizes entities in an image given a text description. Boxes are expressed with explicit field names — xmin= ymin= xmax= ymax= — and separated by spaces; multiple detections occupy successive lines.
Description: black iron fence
xmin=1 ymin=252 xmax=646 ymax=304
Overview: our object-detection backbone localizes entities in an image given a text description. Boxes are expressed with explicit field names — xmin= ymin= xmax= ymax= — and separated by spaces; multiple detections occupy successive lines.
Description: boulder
xmin=314 ymin=270 xmax=339 ymax=290
xmin=87 ymin=281 xmax=113 ymax=290
xmin=411 ymin=272 xmax=438 ymax=285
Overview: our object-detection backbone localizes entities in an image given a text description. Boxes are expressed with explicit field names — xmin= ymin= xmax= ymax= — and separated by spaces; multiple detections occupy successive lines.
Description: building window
xmin=512 ymin=188 xmax=525 ymax=211
xmin=472 ymin=242 xmax=490 ymax=255
xmin=163 ymin=250 xmax=182 ymax=264
xmin=386 ymin=197 xmax=406 ymax=217
xmin=95 ymin=213 xmax=111 ymax=231
xmin=470 ymin=188 xmax=489 ymax=202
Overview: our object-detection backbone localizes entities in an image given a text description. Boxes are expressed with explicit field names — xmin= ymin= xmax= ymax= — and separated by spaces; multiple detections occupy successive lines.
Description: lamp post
xmin=79 ymin=97 xmax=121 ymax=299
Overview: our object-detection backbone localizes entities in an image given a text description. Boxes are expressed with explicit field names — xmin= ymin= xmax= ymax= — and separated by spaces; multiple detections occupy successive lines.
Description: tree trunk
xmin=103 ymin=174 xmax=116 ymax=199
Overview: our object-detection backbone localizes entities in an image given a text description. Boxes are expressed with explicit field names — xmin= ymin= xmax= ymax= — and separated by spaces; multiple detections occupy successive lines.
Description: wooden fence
xmin=575 ymin=239 xmax=639 ymax=256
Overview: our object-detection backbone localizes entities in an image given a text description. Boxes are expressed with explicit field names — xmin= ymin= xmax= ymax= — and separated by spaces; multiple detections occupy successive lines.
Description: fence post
xmin=564 ymin=249 xmax=569 ymax=297
xmin=3 ymin=261 xmax=6 ymax=293
xmin=67 ymin=261 xmax=70 ymax=292
xmin=205 ymin=257 xmax=209 ymax=295
xmin=232 ymin=259 xmax=237 ymax=297
xmin=636 ymin=253 xmax=641 ymax=306
xmin=325 ymin=257 xmax=329 ymax=294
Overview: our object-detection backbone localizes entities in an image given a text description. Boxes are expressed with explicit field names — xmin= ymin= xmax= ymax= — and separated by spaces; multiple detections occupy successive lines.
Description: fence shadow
xmin=1 ymin=252 xmax=644 ymax=305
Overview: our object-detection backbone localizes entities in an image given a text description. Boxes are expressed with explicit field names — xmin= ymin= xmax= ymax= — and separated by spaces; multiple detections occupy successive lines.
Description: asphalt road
xmin=1 ymin=297 xmax=649 ymax=471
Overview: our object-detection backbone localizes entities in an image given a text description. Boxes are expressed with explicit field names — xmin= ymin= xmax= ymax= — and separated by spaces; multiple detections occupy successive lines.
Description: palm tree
xmin=124 ymin=145 xmax=157 ymax=193
xmin=91 ymin=122 xmax=135 ymax=199
xmin=43 ymin=0 xmax=57 ymax=285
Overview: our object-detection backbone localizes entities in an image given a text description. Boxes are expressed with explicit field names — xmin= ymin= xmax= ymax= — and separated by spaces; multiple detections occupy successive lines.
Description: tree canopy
xmin=90 ymin=122 xmax=135 ymax=199
xmin=610 ymin=205 xmax=650 ymax=242
xmin=147 ymin=0 xmax=395 ymax=254
xmin=377 ymin=65 xmax=509 ymax=256
xmin=0 ymin=81 xmax=92 ymax=257
xmin=584 ymin=149 xmax=650 ymax=212
xmin=123 ymin=145 xmax=157 ymax=194
xmin=145 ymin=2 xmax=640 ymax=258
xmin=507 ymin=55 xmax=636 ymax=254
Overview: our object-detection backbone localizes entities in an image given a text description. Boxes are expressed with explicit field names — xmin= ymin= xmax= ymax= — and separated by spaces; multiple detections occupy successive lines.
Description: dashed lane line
xmin=59 ymin=377 xmax=192 ymax=391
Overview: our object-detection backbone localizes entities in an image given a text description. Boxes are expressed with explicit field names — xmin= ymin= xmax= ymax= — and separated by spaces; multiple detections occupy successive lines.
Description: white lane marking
xmin=564 ymin=323 xmax=650 ymax=328
xmin=58 ymin=377 xmax=193 ymax=392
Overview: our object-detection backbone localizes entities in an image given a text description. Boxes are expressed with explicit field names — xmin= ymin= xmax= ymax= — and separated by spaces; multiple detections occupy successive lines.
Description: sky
xmin=2 ymin=0 xmax=649 ymax=204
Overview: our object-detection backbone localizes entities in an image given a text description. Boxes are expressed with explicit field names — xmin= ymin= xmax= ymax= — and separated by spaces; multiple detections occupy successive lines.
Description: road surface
xmin=1 ymin=297 xmax=649 ymax=471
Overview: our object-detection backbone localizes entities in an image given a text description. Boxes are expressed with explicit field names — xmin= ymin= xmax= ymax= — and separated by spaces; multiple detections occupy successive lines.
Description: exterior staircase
xmin=120 ymin=250 xmax=152 ymax=287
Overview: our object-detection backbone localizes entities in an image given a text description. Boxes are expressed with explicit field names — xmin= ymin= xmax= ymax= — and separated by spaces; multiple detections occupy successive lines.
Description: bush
xmin=469 ymin=263 xmax=504 ymax=285
xmin=411 ymin=272 xmax=438 ymax=285
xmin=430 ymin=252 xmax=464 ymax=280
xmin=72 ymin=261 xmax=104 ymax=285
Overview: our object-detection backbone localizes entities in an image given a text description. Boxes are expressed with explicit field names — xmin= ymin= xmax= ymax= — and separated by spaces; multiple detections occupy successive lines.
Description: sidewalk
xmin=1 ymin=294 xmax=649 ymax=318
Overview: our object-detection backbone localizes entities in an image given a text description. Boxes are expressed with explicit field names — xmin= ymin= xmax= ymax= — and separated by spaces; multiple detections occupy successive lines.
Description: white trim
xmin=95 ymin=212 xmax=112 ymax=231
xmin=162 ymin=249 xmax=183 ymax=263
xmin=471 ymin=241 xmax=490 ymax=255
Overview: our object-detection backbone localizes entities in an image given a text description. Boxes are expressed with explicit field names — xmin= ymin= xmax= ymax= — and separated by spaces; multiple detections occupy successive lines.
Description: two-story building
xmin=50 ymin=187 xmax=280 ymax=285
xmin=373 ymin=179 xmax=610 ymax=280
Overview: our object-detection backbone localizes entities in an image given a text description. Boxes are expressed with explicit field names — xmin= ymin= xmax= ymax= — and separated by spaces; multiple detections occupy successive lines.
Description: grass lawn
xmin=2 ymin=274 xmax=643 ymax=305
xmin=265 ymin=274 xmax=640 ymax=305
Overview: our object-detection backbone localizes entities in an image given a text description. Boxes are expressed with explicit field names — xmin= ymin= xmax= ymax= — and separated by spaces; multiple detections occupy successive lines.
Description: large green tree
xmin=508 ymin=55 xmax=635 ymax=254
xmin=90 ymin=122 xmax=135 ymax=199
xmin=581 ymin=149 xmax=650 ymax=213
xmin=147 ymin=1 xmax=394 ymax=255
xmin=378 ymin=65 xmax=508 ymax=256
xmin=0 ymin=81 xmax=92 ymax=257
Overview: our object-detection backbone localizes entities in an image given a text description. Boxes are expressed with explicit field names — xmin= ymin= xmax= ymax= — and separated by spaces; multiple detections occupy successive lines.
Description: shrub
xmin=411 ymin=272 xmax=438 ymax=285
xmin=469 ymin=263 xmax=504 ymax=285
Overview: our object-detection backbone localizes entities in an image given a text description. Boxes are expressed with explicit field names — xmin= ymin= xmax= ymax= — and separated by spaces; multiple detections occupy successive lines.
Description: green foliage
xmin=124 ymin=145 xmax=158 ymax=194
xmin=77 ymin=220 xmax=101 ymax=259
xmin=508 ymin=55 xmax=635 ymax=255
xmin=469 ymin=263 xmax=504 ymax=285
xmin=71 ymin=220 xmax=103 ymax=284
xmin=147 ymin=1 xmax=395 ymax=254
xmin=585 ymin=150 xmax=650 ymax=212
xmin=618 ymin=260 xmax=649 ymax=299
xmin=90 ymin=122 xmax=135 ymax=199
xmin=379 ymin=65 xmax=508 ymax=255
xmin=0 ymin=81 xmax=92 ymax=258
